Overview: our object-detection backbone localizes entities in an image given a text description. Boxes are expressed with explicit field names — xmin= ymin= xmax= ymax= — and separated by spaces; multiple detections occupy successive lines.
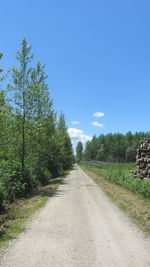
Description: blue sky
xmin=1 ymin=0 xmax=150 ymax=146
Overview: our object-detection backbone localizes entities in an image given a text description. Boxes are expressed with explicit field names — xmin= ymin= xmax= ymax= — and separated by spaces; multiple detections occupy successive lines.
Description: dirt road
xmin=0 ymin=166 xmax=150 ymax=267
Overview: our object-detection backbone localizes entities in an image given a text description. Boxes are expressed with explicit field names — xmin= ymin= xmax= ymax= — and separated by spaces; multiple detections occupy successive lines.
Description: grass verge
xmin=0 ymin=174 xmax=67 ymax=248
xmin=80 ymin=164 xmax=150 ymax=236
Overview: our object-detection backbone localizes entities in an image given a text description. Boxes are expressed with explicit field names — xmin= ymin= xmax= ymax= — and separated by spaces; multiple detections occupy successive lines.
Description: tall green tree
xmin=8 ymin=38 xmax=33 ymax=178
xmin=26 ymin=61 xmax=56 ymax=183
xmin=0 ymin=54 xmax=6 ymax=158
xmin=57 ymin=113 xmax=74 ymax=171
xmin=0 ymin=53 xmax=11 ymax=160
xmin=76 ymin=141 xmax=83 ymax=162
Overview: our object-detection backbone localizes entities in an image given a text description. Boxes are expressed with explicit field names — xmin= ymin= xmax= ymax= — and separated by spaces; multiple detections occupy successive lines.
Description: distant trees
xmin=0 ymin=39 xmax=74 ymax=210
xmin=76 ymin=141 xmax=83 ymax=162
xmin=77 ymin=131 xmax=150 ymax=163
xmin=57 ymin=113 xmax=74 ymax=171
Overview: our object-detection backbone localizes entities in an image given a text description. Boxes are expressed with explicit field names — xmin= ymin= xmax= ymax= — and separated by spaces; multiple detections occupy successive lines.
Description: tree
xmin=84 ymin=141 xmax=92 ymax=160
xmin=0 ymin=54 xmax=7 ymax=158
xmin=0 ymin=90 xmax=9 ymax=158
xmin=0 ymin=53 xmax=11 ymax=160
xmin=125 ymin=146 xmax=136 ymax=162
xmin=25 ymin=61 xmax=56 ymax=183
xmin=0 ymin=39 xmax=76 ymax=209
xmin=8 ymin=38 xmax=33 ymax=179
xmin=76 ymin=141 xmax=83 ymax=162
xmin=57 ymin=113 xmax=74 ymax=171
xmin=83 ymin=132 xmax=150 ymax=163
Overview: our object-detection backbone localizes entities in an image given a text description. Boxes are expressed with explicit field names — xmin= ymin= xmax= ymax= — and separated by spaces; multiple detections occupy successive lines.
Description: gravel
xmin=0 ymin=165 xmax=150 ymax=267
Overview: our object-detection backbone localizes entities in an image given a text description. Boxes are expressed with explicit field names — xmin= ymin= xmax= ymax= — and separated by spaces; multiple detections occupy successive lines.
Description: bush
xmin=38 ymin=168 xmax=52 ymax=185
xmin=0 ymin=160 xmax=26 ymax=206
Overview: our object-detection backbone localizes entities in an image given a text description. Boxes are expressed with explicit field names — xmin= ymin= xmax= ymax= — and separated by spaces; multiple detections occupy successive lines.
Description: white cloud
xmin=93 ymin=112 xmax=105 ymax=117
xmin=72 ymin=121 xmax=79 ymax=125
xmin=67 ymin=128 xmax=92 ymax=145
xmin=92 ymin=122 xmax=104 ymax=127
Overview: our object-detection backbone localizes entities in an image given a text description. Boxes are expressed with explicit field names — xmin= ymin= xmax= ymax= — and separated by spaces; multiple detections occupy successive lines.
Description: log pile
xmin=132 ymin=138 xmax=150 ymax=179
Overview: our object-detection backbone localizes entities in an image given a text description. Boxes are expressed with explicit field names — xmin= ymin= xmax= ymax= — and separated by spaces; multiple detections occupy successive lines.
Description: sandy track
xmin=0 ymin=165 xmax=150 ymax=267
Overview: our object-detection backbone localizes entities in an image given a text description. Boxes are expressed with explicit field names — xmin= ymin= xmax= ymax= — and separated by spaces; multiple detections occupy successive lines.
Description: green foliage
xmin=56 ymin=113 xmax=74 ymax=171
xmin=76 ymin=141 xmax=83 ymax=162
xmin=83 ymin=131 xmax=150 ymax=163
xmin=125 ymin=146 xmax=136 ymax=162
xmin=0 ymin=39 xmax=74 ymax=210
xmin=0 ymin=160 xmax=25 ymax=206
xmin=81 ymin=163 xmax=150 ymax=199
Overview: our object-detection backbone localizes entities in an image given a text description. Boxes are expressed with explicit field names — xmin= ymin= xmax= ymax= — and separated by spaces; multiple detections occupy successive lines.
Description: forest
xmin=76 ymin=131 xmax=150 ymax=163
xmin=0 ymin=38 xmax=74 ymax=210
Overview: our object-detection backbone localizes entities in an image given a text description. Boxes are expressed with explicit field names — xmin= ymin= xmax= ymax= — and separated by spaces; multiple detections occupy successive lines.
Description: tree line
xmin=0 ymin=38 xmax=74 ymax=209
xmin=76 ymin=131 xmax=150 ymax=163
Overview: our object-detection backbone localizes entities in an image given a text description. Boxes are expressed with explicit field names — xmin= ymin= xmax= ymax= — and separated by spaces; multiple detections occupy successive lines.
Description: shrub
xmin=0 ymin=160 xmax=26 ymax=206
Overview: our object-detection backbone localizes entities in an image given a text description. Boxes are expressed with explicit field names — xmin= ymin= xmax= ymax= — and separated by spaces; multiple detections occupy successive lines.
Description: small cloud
xmin=93 ymin=112 xmax=105 ymax=117
xmin=92 ymin=122 xmax=104 ymax=127
xmin=72 ymin=121 xmax=79 ymax=125
xmin=67 ymin=128 xmax=92 ymax=144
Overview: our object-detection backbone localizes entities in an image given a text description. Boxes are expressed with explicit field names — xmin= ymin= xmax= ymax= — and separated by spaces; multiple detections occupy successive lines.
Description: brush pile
xmin=132 ymin=138 xmax=150 ymax=179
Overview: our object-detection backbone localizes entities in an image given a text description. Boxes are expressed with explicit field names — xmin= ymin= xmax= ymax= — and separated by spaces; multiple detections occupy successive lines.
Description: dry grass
xmin=81 ymin=166 xmax=150 ymax=236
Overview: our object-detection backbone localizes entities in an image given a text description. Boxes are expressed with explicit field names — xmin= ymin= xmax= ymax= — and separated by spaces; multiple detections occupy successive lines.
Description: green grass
xmin=80 ymin=163 xmax=150 ymax=199
xmin=80 ymin=163 xmax=150 ymax=236
xmin=0 ymin=176 xmax=67 ymax=248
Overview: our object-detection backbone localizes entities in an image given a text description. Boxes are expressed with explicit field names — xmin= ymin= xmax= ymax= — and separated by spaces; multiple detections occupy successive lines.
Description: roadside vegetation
xmin=0 ymin=174 xmax=67 ymax=248
xmin=80 ymin=163 xmax=150 ymax=235
xmin=0 ymin=39 xmax=74 ymax=211
xmin=80 ymin=163 xmax=150 ymax=198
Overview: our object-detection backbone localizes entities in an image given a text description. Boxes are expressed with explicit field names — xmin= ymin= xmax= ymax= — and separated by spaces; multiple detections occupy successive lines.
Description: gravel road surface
xmin=0 ymin=165 xmax=150 ymax=267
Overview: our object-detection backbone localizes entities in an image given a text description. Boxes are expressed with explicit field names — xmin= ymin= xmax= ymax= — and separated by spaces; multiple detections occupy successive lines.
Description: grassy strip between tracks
xmin=80 ymin=163 xmax=150 ymax=236
xmin=0 ymin=173 xmax=68 ymax=249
